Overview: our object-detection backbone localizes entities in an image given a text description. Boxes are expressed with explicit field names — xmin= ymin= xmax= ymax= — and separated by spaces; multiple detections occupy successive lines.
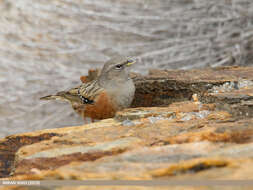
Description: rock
xmin=1 ymin=67 xmax=253 ymax=189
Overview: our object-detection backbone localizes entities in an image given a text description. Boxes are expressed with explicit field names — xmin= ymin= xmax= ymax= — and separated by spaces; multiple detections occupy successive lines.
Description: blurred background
xmin=0 ymin=0 xmax=253 ymax=138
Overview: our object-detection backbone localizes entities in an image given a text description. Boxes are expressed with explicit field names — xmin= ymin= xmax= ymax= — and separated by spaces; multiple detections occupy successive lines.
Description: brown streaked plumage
xmin=40 ymin=55 xmax=136 ymax=121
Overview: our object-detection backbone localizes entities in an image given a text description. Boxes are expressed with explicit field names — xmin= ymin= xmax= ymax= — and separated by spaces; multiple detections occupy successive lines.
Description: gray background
xmin=0 ymin=0 xmax=253 ymax=138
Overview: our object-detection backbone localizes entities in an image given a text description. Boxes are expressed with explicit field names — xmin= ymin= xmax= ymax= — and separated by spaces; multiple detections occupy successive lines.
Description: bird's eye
xmin=115 ymin=64 xmax=123 ymax=70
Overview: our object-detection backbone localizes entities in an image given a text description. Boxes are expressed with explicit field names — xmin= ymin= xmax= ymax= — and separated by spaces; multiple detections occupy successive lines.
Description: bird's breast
xmin=109 ymin=79 xmax=136 ymax=109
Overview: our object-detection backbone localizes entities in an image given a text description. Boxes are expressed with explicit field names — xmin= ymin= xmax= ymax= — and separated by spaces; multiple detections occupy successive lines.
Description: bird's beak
xmin=126 ymin=59 xmax=136 ymax=66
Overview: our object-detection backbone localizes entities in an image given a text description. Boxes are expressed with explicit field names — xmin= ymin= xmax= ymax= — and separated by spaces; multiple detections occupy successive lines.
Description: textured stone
xmin=1 ymin=66 xmax=253 ymax=185
xmin=1 ymin=186 xmax=237 ymax=190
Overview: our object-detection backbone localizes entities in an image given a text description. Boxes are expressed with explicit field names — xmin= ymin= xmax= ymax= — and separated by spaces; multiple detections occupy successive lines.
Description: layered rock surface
xmin=1 ymin=66 xmax=253 ymax=189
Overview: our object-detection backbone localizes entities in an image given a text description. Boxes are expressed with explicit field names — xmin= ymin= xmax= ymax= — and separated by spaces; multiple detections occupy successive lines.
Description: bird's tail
xmin=40 ymin=92 xmax=67 ymax=101
xmin=40 ymin=89 xmax=81 ymax=103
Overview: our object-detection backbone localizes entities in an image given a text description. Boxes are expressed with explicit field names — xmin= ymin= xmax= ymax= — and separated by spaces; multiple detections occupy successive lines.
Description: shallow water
xmin=0 ymin=0 xmax=253 ymax=138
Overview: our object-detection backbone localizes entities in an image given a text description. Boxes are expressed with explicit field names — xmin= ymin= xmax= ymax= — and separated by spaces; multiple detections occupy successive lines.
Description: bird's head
xmin=98 ymin=55 xmax=136 ymax=85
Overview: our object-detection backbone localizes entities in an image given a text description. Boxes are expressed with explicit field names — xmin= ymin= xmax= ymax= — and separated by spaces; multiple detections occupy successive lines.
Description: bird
xmin=40 ymin=55 xmax=136 ymax=121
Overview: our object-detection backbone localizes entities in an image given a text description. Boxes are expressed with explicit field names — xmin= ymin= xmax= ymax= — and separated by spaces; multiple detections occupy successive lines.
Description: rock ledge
xmin=1 ymin=67 xmax=253 ymax=186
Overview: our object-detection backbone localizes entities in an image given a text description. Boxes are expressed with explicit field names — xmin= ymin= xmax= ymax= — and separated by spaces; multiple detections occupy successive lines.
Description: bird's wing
xmin=78 ymin=80 xmax=104 ymax=104
xmin=40 ymin=80 xmax=103 ymax=105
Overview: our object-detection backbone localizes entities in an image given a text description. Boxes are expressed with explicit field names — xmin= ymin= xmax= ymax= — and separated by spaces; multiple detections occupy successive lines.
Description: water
xmin=0 ymin=0 xmax=253 ymax=138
